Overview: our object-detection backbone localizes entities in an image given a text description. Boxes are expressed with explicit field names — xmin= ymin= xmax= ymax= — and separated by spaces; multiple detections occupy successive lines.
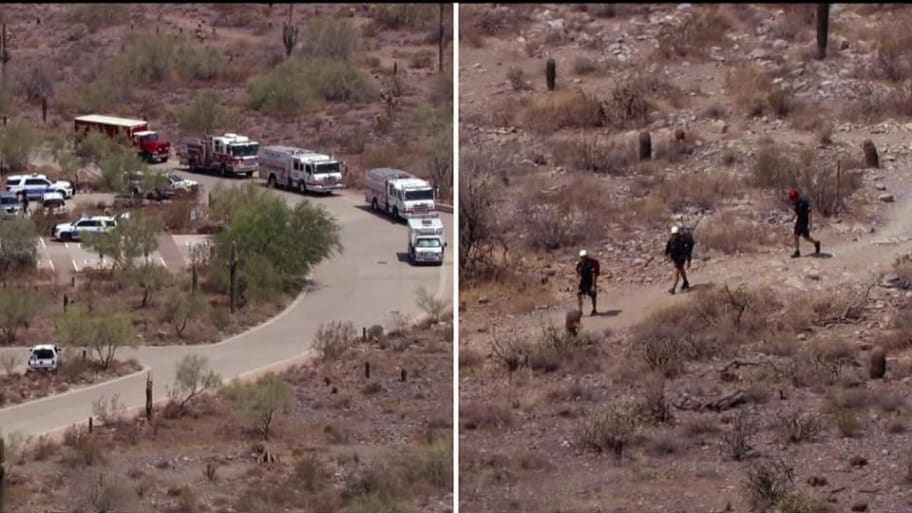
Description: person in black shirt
xmin=665 ymin=225 xmax=692 ymax=295
xmin=576 ymin=249 xmax=600 ymax=316
xmin=788 ymin=189 xmax=821 ymax=258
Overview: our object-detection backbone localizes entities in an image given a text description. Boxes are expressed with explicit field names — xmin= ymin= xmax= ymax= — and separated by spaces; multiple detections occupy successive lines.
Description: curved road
xmin=0 ymin=168 xmax=453 ymax=438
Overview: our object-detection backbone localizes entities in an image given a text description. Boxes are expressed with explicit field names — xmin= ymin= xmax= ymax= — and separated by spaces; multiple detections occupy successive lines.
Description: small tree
xmin=82 ymin=213 xmax=161 ymax=271
xmin=170 ymin=354 xmax=222 ymax=415
xmin=0 ymin=290 xmax=43 ymax=343
xmin=313 ymin=320 xmax=357 ymax=360
xmin=416 ymin=286 xmax=448 ymax=323
xmin=116 ymin=263 xmax=171 ymax=308
xmin=75 ymin=130 xmax=124 ymax=169
xmin=56 ymin=305 xmax=136 ymax=369
xmin=160 ymin=290 xmax=206 ymax=338
xmin=178 ymin=90 xmax=234 ymax=134
xmin=0 ymin=119 xmax=38 ymax=171
xmin=0 ymin=217 xmax=37 ymax=277
xmin=221 ymin=373 xmax=292 ymax=440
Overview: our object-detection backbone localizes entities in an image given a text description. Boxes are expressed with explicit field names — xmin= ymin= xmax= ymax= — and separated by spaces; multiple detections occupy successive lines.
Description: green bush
xmin=0 ymin=217 xmax=37 ymax=277
xmin=178 ymin=91 xmax=235 ymax=133
xmin=301 ymin=18 xmax=358 ymax=60
xmin=373 ymin=4 xmax=437 ymax=31
xmin=221 ymin=373 xmax=292 ymax=440
xmin=247 ymin=58 xmax=378 ymax=116
xmin=0 ymin=290 xmax=43 ymax=343
xmin=0 ymin=119 xmax=38 ymax=171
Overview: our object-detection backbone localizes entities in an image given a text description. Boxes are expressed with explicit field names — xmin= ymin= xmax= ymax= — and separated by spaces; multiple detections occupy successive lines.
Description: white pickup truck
xmin=407 ymin=216 xmax=446 ymax=266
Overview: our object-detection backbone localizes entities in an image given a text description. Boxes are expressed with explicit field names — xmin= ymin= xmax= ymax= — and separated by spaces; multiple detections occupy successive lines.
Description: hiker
xmin=788 ymin=189 xmax=821 ymax=258
xmin=20 ymin=192 xmax=28 ymax=215
xmin=665 ymin=225 xmax=694 ymax=295
xmin=576 ymin=249 xmax=600 ymax=316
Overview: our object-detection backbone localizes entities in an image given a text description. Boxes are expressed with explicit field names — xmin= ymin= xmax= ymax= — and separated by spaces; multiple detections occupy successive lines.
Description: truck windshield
xmin=316 ymin=162 xmax=340 ymax=174
xmin=33 ymin=349 xmax=54 ymax=359
xmin=0 ymin=196 xmax=15 ymax=205
xmin=416 ymin=238 xmax=441 ymax=248
xmin=405 ymin=189 xmax=434 ymax=201
xmin=140 ymin=134 xmax=159 ymax=142
xmin=230 ymin=144 xmax=259 ymax=157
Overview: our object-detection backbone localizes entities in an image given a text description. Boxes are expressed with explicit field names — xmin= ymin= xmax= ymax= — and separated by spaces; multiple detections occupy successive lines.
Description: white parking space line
xmin=71 ymin=260 xmax=78 ymax=272
xmin=159 ymin=256 xmax=167 ymax=268
xmin=39 ymin=238 xmax=46 ymax=249
xmin=47 ymin=259 xmax=54 ymax=272
xmin=64 ymin=242 xmax=69 ymax=249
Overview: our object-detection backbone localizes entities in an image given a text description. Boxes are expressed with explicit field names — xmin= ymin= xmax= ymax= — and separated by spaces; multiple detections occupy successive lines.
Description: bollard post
xmin=145 ymin=373 xmax=153 ymax=422
xmin=365 ymin=362 xmax=370 ymax=379
xmin=400 ymin=368 xmax=407 ymax=382
xmin=362 ymin=327 xmax=367 ymax=342
xmin=88 ymin=417 xmax=93 ymax=433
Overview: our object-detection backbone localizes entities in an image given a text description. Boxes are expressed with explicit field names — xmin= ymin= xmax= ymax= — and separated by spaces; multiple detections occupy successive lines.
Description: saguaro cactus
xmin=438 ymin=3 xmax=444 ymax=74
xmin=638 ymin=131 xmax=652 ymax=161
xmin=863 ymin=139 xmax=879 ymax=168
xmin=0 ymin=24 xmax=11 ymax=82
xmin=145 ymin=372 xmax=153 ymax=422
xmin=546 ymin=57 xmax=556 ymax=91
xmin=228 ymin=240 xmax=239 ymax=313
xmin=816 ymin=3 xmax=830 ymax=60
xmin=282 ymin=4 xmax=298 ymax=58
xmin=1 ymin=435 xmax=5 ymax=513
xmin=870 ymin=347 xmax=886 ymax=379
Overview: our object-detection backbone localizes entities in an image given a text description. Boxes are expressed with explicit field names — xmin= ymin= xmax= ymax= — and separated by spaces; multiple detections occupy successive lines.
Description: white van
xmin=27 ymin=344 xmax=62 ymax=372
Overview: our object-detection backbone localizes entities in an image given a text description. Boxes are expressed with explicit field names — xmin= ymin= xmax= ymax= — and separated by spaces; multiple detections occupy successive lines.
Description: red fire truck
xmin=177 ymin=133 xmax=259 ymax=178
xmin=74 ymin=114 xmax=172 ymax=163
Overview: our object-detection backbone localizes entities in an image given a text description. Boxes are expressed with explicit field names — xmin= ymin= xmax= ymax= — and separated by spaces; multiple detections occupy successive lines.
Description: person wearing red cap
xmin=789 ymin=189 xmax=820 ymax=258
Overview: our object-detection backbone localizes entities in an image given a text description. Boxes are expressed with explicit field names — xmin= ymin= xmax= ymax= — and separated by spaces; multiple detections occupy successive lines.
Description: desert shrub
xmin=461 ymin=401 xmax=513 ymax=429
xmin=399 ymin=437 xmax=452 ymax=490
xmin=170 ymin=354 xmax=222 ymax=416
xmin=221 ymin=373 xmax=292 ymax=440
xmin=459 ymin=148 xmax=508 ymax=278
xmin=658 ymin=172 xmax=742 ymax=213
xmin=775 ymin=491 xmax=833 ymax=513
xmin=79 ymin=471 xmax=137 ymax=513
xmin=877 ymin=31 xmax=912 ymax=82
xmin=91 ymin=393 xmax=126 ymax=426
xmin=580 ymin=398 xmax=643 ymax=460
xmin=831 ymin=406 xmax=862 ymax=437
xmin=373 ymin=4 xmax=437 ymax=30
xmin=56 ymin=304 xmax=137 ymax=369
xmin=67 ymin=4 xmax=127 ymax=32
xmin=723 ymin=409 xmax=758 ymax=461
xmin=0 ymin=217 xmax=38 ymax=277
xmin=697 ymin=212 xmax=768 ymax=255
xmin=573 ymin=56 xmax=599 ymax=75
xmin=313 ymin=320 xmax=357 ymax=360
xmin=0 ymin=118 xmax=38 ymax=171
xmin=178 ymin=90 xmax=235 ymax=134
xmin=416 ymin=287 xmax=449 ymax=323
xmin=743 ymin=459 xmax=795 ymax=513
xmin=301 ymin=17 xmax=358 ymax=60
xmin=0 ymin=352 xmax=19 ymax=375
xmin=635 ymin=285 xmax=780 ymax=377
xmin=605 ymin=77 xmax=654 ymax=128
xmin=725 ymin=64 xmax=772 ymax=117
xmin=778 ymin=411 xmax=823 ymax=444
xmin=767 ymin=86 xmax=794 ymax=118
xmin=0 ymin=289 xmax=43 ymax=343
xmin=30 ymin=435 xmax=58 ymax=461
xmin=553 ymin=136 xmax=632 ymax=175
xmin=507 ymin=67 xmax=530 ymax=91
xmin=247 ymin=58 xmax=379 ymax=116
xmin=63 ymin=429 xmax=106 ymax=467
xmin=657 ymin=7 xmax=730 ymax=59
xmin=523 ymin=90 xmax=605 ymax=133
xmin=160 ymin=290 xmax=207 ymax=338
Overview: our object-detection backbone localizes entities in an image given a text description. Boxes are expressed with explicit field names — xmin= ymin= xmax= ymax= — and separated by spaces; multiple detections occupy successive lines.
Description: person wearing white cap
xmin=664 ymin=224 xmax=693 ymax=295
xmin=576 ymin=249 xmax=600 ymax=315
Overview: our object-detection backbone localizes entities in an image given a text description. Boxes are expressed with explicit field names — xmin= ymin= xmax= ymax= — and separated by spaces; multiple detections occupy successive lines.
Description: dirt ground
xmin=5 ymin=321 xmax=453 ymax=513
xmin=459 ymin=4 xmax=912 ymax=513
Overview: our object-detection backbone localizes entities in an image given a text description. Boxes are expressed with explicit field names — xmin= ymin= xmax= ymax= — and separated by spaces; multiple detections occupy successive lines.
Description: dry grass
xmin=656 ymin=7 xmax=731 ymax=59
xmin=522 ymin=90 xmax=605 ymax=133
xmin=697 ymin=212 xmax=774 ymax=255
xmin=657 ymin=172 xmax=742 ymax=213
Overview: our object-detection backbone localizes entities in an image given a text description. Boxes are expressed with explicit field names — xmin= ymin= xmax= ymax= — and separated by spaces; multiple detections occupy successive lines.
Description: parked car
xmin=27 ymin=344 xmax=62 ymax=373
xmin=0 ymin=191 xmax=22 ymax=216
xmin=53 ymin=215 xmax=118 ymax=242
xmin=168 ymin=174 xmax=199 ymax=193
xmin=124 ymin=170 xmax=175 ymax=201
xmin=40 ymin=191 xmax=66 ymax=212
xmin=5 ymin=173 xmax=74 ymax=200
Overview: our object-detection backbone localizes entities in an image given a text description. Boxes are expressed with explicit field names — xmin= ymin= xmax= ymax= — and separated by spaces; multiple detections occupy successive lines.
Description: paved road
xmin=0 ymin=166 xmax=453 ymax=438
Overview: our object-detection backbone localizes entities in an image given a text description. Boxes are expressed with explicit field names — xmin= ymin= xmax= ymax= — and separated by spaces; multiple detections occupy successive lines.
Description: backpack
xmin=681 ymin=230 xmax=695 ymax=260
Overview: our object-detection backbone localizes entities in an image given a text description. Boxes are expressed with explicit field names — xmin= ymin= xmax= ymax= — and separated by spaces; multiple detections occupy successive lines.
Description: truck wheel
xmin=221 ymin=165 xmax=228 ymax=177
xmin=299 ymin=181 xmax=307 ymax=195
xmin=189 ymin=159 xmax=197 ymax=172
xmin=142 ymin=152 xmax=152 ymax=163
xmin=392 ymin=207 xmax=400 ymax=221
xmin=245 ymin=172 xmax=252 ymax=178
xmin=371 ymin=198 xmax=378 ymax=210
xmin=267 ymin=175 xmax=276 ymax=188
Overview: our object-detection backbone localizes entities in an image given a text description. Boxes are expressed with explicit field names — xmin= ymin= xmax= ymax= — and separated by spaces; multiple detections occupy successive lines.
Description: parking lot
xmin=36 ymin=233 xmax=211 ymax=280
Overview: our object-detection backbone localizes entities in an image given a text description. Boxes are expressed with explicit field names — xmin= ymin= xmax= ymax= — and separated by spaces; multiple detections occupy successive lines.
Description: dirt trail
xmin=535 ymin=182 xmax=912 ymax=333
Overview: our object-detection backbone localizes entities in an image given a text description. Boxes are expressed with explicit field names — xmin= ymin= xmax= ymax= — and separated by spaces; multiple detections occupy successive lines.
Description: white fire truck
xmin=177 ymin=133 xmax=259 ymax=178
xmin=365 ymin=168 xmax=436 ymax=221
xmin=407 ymin=216 xmax=446 ymax=266
xmin=258 ymin=145 xmax=344 ymax=194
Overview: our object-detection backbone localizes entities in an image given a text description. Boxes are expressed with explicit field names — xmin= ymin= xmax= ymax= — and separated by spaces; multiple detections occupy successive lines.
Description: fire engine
xmin=74 ymin=114 xmax=171 ymax=163
xmin=177 ymin=133 xmax=259 ymax=178
xmin=365 ymin=167 xmax=437 ymax=221
xmin=258 ymin=145 xmax=344 ymax=195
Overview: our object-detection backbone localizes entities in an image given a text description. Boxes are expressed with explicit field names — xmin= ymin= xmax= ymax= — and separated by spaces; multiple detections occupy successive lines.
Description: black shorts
xmin=578 ymin=283 xmax=596 ymax=297
xmin=672 ymin=258 xmax=687 ymax=269
xmin=795 ymin=223 xmax=810 ymax=238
